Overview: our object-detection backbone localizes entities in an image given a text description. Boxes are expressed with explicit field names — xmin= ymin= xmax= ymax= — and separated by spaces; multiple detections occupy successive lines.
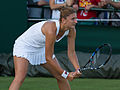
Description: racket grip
xmin=77 ymin=68 xmax=82 ymax=73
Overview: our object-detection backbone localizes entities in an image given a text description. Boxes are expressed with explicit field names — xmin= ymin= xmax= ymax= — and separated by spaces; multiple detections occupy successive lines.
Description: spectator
xmin=100 ymin=0 xmax=120 ymax=9
xmin=99 ymin=0 xmax=120 ymax=27
xmin=28 ymin=0 xmax=51 ymax=19
xmin=49 ymin=0 xmax=74 ymax=19
xmin=76 ymin=0 xmax=101 ymax=25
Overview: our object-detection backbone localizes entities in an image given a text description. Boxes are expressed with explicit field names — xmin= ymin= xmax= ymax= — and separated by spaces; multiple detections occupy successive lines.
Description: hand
xmin=67 ymin=70 xmax=82 ymax=81
xmin=72 ymin=69 xmax=82 ymax=78
xmin=67 ymin=72 xmax=75 ymax=81
xmin=85 ymin=5 xmax=94 ymax=11
xmin=99 ymin=1 xmax=107 ymax=7
xmin=73 ymin=4 xmax=79 ymax=10
xmin=66 ymin=0 xmax=74 ymax=6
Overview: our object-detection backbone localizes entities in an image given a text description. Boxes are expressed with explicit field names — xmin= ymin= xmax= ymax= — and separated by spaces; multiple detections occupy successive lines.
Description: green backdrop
xmin=0 ymin=0 xmax=27 ymax=53
xmin=0 ymin=1 xmax=120 ymax=54
xmin=55 ymin=25 xmax=120 ymax=54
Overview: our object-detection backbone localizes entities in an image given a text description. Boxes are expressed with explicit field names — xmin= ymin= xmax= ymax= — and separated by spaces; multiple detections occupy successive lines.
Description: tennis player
xmin=9 ymin=7 xmax=81 ymax=90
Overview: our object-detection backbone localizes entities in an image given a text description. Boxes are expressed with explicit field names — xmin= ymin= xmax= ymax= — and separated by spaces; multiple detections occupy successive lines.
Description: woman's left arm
xmin=67 ymin=27 xmax=80 ymax=70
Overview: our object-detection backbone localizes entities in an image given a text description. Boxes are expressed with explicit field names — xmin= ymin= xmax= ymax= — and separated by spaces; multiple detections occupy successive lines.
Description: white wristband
xmin=61 ymin=70 xmax=69 ymax=79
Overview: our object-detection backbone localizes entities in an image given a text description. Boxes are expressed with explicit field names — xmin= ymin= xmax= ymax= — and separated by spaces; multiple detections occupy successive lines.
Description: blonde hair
xmin=59 ymin=7 xmax=76 ymax=22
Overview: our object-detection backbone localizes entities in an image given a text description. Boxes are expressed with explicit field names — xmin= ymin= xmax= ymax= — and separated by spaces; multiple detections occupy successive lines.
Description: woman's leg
xmin=41 ymin=58 xmax=71 ymax=90
xmin=9 ymin=56 xmax=29 ymax=90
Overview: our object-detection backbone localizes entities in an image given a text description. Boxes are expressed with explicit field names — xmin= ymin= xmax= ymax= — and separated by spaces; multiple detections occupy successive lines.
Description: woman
xmin=9 ymin=7 xmax=81 ymax=90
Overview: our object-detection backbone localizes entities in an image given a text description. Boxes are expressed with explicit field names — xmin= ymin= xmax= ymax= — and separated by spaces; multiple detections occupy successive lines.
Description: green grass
xmin=0 ymin=77 xmax=120 ymax=90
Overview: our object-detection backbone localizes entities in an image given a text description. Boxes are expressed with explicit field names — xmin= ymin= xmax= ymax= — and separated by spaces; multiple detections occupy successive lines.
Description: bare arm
xmin=44 ymin=22 xmax=79 ymax=81
xmin=49 ymin=0 xmax=74 ymax=10
xmin=49 ymin=0 xmax=66 ymax=10
xmin=85 ymin=2 xmax=102 ymax=11
xmin=37 ymin=0 xmax=49 ymax=6
xmin=66 ymin=0 xmax=74 ymax=6
xmin=107 ymin=1 xmax=120 ymax=9
xmin=100 ymin=0 xmax=120 ymax=9
xmin=67 ymin=28 xmax=80 ymax=70
xmin=72 ymin=0 xmax=79 ymax=11
xmin=44 ymin=22 xmax=63 ymax=75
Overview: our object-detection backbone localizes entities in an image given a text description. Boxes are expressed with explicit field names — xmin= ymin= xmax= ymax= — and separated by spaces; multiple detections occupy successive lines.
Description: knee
xmin=14 ymin=75 xmax=26 ymax=84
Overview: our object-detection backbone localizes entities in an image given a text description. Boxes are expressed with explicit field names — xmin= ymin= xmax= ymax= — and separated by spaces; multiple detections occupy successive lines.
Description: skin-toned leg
xmin=9 ymin=56 xmax=29 ymax=90
xmin=41 ymin=58 xmax=71 ymax=90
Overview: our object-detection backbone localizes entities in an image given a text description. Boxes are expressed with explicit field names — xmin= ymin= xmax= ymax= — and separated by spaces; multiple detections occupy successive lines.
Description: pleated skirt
xmin=13 ymin=42 xmax=55 ymax=65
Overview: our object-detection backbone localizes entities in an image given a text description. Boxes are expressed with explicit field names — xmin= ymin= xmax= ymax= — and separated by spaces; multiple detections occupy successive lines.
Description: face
xmin=64 ymin=13 xmax=77 ymax=30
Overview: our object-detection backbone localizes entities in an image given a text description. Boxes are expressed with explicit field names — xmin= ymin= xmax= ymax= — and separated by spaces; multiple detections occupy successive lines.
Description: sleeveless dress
xmin=13 ymin=20 xmax=69 ymax=65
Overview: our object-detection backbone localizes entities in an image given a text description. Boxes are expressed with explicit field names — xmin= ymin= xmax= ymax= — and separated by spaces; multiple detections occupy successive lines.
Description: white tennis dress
xmin=13 ymin=20 xmax=69 ymax=65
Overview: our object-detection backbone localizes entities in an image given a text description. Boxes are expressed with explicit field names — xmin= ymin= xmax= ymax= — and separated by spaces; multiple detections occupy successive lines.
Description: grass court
xmin=0 ymin=77 xmax=120 ymax=90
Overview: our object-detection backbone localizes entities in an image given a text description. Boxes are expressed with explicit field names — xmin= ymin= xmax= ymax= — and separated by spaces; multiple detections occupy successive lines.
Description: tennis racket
xmin=80 ymin=43 xmax=112 ymax=72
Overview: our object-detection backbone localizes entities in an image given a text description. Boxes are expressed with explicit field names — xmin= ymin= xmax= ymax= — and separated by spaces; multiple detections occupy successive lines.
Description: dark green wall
xmin=0 ymin=1 xmax=27 ymax=53
xmin=55 ymin=25 xmax=120 ymax=54
xmin=75 ymin=25 xmax=120 ymax=54
xmin=0 ymin=1 xmax=120 ymax=54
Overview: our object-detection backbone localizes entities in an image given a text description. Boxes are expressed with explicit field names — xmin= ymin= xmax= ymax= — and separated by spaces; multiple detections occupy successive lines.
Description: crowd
xmin=27 ymin=0 xmax=120 ymax=26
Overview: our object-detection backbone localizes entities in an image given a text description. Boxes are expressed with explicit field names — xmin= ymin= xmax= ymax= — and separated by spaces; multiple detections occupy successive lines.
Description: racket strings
xmin=86 ymin=46 xmax=110 ymax=69
xmin=81 ymin=44 xmax=112 ymax=71
xmin=92 ymin=46 xmax=110 ymax=68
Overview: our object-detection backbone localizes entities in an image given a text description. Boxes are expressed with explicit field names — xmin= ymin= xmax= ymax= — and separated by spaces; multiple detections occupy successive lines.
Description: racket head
xmin=81 ymin=43 xmax=112 ymax=71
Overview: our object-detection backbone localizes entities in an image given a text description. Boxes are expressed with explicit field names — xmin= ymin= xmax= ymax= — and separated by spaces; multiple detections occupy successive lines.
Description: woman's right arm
xmin=43 ymin=22 xmax=64 ymax=75
xmin=43 ymin=22 xmax=77 ymax=81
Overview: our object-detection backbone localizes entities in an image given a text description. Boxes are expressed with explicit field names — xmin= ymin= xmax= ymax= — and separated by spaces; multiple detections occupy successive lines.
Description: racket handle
xmin=77 ymin=68 xmax=82 ymax=73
